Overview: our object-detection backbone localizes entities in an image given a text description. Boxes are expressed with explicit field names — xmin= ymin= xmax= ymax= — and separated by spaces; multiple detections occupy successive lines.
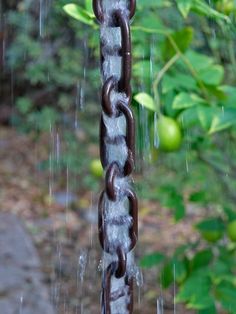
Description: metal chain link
xmin=93 ymin=1 xmax=137 ymax=313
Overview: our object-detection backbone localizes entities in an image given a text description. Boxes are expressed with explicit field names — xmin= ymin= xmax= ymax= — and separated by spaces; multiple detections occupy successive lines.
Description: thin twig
xmin=167 ymin=34 xmax=209 ymax=100
xmin=153 ymin=53 xmax=180 ymax=114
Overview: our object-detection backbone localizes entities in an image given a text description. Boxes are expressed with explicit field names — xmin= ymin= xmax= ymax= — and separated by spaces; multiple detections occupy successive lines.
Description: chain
xmin=93 ymin=1 xmax=137 ymax=313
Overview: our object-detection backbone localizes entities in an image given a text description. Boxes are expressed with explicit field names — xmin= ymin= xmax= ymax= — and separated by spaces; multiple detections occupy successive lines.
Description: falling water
xmin=19 ymin=295 xmax=24 ymax=314
xmin=39 ymin=0 xmax=45 ymax=37
xmin=150 ymin=35 xmax=155 ymax=84
xmin=39 ymin=0 xmax=51 ymax=38
xmin=0 ymin=11 xmax=6 ymax=69
xmin=138 ymin=49 xmax=152 ymax=162
xmin=76 ymin=250 xmax=88 ymax=313
xmin=10 ymin=66 xmax=14 ymax=107
xmin=75 ymin=37 xmax=88 ymax=128
xmin=56 ymin=132 xmax=60 ymax=165
xmin=140 ymin=104 xmax=151 ymax=162
xmin=133 ymin=265 xmax=144 ymax=306
xmin=78 ymin=250 xmax=88 ymax=284
xmin=49 ymin=123 xmax=54 ymax=201
xmin=154 ymin=112 xmax=160 ymax=149
xmin=100 ymin=0 xmax=135 ymax=313
xmin=75 ymin=81 xmax=84 ymax=128
xmin=156 ymin=298 xmax=164 ymax=314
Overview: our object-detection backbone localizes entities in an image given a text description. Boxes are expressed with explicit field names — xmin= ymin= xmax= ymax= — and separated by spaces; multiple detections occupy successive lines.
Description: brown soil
xmin=0 ymin=126 xmax=198 ymax=313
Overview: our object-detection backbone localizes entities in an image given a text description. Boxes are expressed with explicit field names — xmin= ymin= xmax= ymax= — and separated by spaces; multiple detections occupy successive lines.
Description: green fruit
xmin=217 ymin=0 xmax=235 ymax=14
xmin=227 ymin=220 xmax=236 ymax=242
xmin=90 ymin=159 xmax=103 ymax=178
xmin=201 ymin=230 xmax=223 ymax=243
xmin=157 ymin=116 xmax=182 ymax=152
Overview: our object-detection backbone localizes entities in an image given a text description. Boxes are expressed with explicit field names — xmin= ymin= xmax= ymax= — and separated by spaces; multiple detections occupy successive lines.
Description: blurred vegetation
xmin=1 ymin=0 xmax=236 ymax=313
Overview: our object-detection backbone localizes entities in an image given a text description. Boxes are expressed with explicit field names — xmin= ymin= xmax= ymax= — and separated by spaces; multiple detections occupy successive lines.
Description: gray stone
xmin=0 ymin=213 xmax=54 ymax=314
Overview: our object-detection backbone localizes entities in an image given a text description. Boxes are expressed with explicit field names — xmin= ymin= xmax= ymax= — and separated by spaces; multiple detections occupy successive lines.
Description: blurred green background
xmin=1 ymin=0 xmax=236 ymax=313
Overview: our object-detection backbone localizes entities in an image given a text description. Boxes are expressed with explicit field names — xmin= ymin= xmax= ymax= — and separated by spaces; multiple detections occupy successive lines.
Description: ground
xmin=0 ymin=126 xmax=198 ymax=313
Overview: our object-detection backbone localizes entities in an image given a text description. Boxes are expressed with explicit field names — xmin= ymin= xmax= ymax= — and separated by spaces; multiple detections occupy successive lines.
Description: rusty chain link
xmin=93 ymin=0 xmax=137 ymax=313
xmin=93 ymin=0 xmax=136 ymax=23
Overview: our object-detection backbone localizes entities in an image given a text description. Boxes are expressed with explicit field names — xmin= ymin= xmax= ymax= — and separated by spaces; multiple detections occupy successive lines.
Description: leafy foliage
xmin=3 ymin=0 xmax=236 ymax=312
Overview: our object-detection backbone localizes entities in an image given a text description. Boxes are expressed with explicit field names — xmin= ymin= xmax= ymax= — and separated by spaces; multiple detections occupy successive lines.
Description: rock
xmin=0 ymin=213 xmax=54 ymax=314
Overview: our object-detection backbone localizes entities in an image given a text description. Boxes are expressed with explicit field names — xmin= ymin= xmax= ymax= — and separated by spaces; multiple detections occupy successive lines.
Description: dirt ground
xmin=0 ymin=126 xmax=198 ymax=313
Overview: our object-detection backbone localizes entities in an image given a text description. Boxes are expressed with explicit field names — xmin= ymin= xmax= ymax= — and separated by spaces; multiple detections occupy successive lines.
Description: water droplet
xmin=156 ymin=297 xmax=164 ymax=314
xmin=77 ymin=250 xmax=88 ymax=284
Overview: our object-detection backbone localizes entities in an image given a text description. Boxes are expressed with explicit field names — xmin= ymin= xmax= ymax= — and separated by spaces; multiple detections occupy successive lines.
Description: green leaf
xmin=162 ymin=188 xmax=185 ymax=221
xmin=191 ymin=249 xmax=213 ymax=271
xmin=215 ymin=281 xmax=236 ymax=311
xmin=174 ymin=259 xmax=187 ymax=283
xmin=179 ymin=105 xmax=225 ymax=133
xmin=197 ymin=106 xmax=215 ymax=131
xmin=173 ymin=92 xmax=206 ymax=110
xmin=162 ymin=73 xmax=197 ymax=93
xmin=134 ymin=12 xmax=171 ymax=34
xmin=191 ymin=0 xmax=231 ymax=23
xmin=63 ymin=4 xmax=95 ymax=25
xmin=176 ymin=0 xmax=193 ymax=18
xmin=209 ymin=107 xmax=236 ymax=134
xmin=176 ymin=0 xmax=231 ymax=23
xmin=185 ymin=50 xmax=214 ymax=71
xmin=162 ymin=90 xmax=176 ymax=117
xmin=84 ymin=0 xmax=94 ymax=16
xmin=210 ymin=260 xmax=231 ymax=285
xmin=205 ymin=85 xmax=227 ymax=100
xmin=196 ymin=218 xmax=225 ymax=232
xmin=182 ymin=51 xmax=224 ymax=86
xmin=140 ymin=252 xmax=165 ymax=268
xmin=163 ymin=27 xmax=193 ymax=60
xmin=187 ymin=294 xmax=215 ymax=310
xmin=134 ymin=93 xmax=156 ymax=112
xmin=28 ymin=107 xmax=58 ymax=132
xmin=176 ymin=270 xmax=211 ymax=298
xmin=161 ymin=261 xmax=174 ymax=288
xmin=174 ymin=244 xmax=194 ymax=257
xmin=219 ymin=85 xmax=236 ymax=107
xmin=132 ymin=25 xmax=171 ymax=35
xmin=137 ymin=0 xmax=171 ymax=9
xmin=198 ymin=65 xmax=224 ymax=86
xmin=16 ymin=97 xmax=33 ymax=114
xmin=198 ymin=305 xmax=217 ymax=314
xmin=174 ymin=200 xmax=185 ymax=221
xmin=223 ymin=207 xmax=236 ymax=222
xmin=176 ymin=270 xmax=214 ymax=310
xmin=218 ymin=246 xmax=236 ymax=268
xmin=178 ymin=106 xmax=199 ymax=129
xmin=189 ymin=190 xmax=208 ymax=203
